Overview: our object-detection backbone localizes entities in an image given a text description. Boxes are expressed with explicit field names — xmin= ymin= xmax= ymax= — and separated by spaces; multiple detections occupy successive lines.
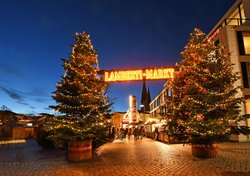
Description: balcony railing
xmin=223 ymin=18 xmax=250 ymax=26
xmin=207 ymin=18 xmax=250 ymax=42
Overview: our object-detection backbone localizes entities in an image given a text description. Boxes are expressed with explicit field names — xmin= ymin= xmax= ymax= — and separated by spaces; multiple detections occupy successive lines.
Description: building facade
xmin=150 ymin=0 xmax=250 ymax=142
xmin=149 ymin=82 xmax=172 ymax=119
xmin=205 ymin=0 xmax=250 ymax=142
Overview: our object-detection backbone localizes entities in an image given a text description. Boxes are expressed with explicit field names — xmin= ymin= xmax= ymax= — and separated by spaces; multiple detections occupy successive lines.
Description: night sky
xmin=0 ymin=0 xmax=235 ymax=115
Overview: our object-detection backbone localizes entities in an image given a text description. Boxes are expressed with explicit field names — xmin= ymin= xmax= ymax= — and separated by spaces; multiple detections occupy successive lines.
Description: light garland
xmin=167 ymin=28 xmax=248 ymax=144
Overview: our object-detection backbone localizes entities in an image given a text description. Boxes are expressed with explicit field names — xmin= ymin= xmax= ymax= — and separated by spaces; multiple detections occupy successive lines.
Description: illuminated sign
xmin=103 ymin=67 xmax=174 ymax=82
xmin=207 ymin=27 xmax=221 ymax=42
xmin=129 ymin=95 xmax=138 ymax=123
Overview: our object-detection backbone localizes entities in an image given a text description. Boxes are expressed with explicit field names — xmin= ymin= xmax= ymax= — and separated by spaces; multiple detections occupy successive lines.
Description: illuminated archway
xmin=100 ymin=67 xmax=174 ymax=127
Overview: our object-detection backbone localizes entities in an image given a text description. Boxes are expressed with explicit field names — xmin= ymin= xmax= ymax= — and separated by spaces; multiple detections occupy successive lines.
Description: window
xmin=150 ymin=104 xmax=153 ymax=111
xmin=243 ymin=32 xmax=250 ymax=54
xmin=214 ymin=39 xmax=220 ymax=46
xmin=238 ymin=32 xmax=250 ymax=55
xmin=167 ymin=88 xmax=172 ymax=97
xmin=227 ymin=9 xmax=240 ymax=25
xmin=241 ymin=62 xmax=250 ymax=88
xmin=245 ymin=99 xmax=250 ymax=115
xmin=157 ymin=97 xmax=160 ymax=106
xmin=239 ymin=3 xmax=245 ymax=24
xmin=225 ymin=3 xmax=245 ymax=26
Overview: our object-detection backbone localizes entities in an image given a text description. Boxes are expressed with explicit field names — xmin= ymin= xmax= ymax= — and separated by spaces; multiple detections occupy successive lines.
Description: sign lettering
xmin=103 ymin=67 xmax=174 ymax=82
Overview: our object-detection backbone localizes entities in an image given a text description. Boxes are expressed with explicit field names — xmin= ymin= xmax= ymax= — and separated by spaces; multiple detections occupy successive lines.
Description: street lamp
xmin=140 ymin=104 xmax=145 ymax=123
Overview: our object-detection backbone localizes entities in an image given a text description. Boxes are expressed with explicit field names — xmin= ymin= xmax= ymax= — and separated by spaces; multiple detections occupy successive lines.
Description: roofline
xmin=206 ymin=0 xmax=242 ymax=39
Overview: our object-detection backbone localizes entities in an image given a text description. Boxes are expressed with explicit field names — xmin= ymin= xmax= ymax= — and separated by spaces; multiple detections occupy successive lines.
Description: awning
xmin=122 ymin=121 xmax=129 ymax=124
xmin=144 ymin=118 xmax=160 ymax=125
xmin=128 ymin=121 xmax=144 ymax=126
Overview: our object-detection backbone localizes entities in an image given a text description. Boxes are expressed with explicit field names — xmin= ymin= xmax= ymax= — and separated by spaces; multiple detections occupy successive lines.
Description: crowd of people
xmin=111 ymin=126 xmax=145 ymax=141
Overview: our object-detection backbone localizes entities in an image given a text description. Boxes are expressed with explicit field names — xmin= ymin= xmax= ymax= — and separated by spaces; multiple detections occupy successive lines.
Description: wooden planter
xmin=191 ymin=144 xmax=218 ymax=158
xmin=67 ymin=140 xmax=92 ymax=161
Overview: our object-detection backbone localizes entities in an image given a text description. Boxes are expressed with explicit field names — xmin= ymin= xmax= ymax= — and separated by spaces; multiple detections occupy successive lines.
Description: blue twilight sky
xmin=0 ymin=0 xmax=235 ymax=115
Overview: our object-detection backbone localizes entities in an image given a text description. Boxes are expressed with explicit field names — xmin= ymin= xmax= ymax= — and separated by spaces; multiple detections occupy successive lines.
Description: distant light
xmin=0 ymin=139 xmax=26 ymax=145
xmin=99 ymin=122 xmax=104 ymax=126
xmin=27 ymin=123 xmax=33 ymax=127
xmin=129 ymin=95 xmax=136 ymax=109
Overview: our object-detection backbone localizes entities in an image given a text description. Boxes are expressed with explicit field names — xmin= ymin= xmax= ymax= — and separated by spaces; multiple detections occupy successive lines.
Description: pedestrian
xmin=124 ymin=128 xmax=128 ymax=139
xmin=111 ymin=126 xmax=116 ymax=139
xmin=154 ymin=127 xmax=159 ymax=140
xmin=119 ymin=128 xmax=125 ymax=140
xmin=133 ymin=127 xmax=139 ymax=141
xmin=127 ymin=128 xmax=132 ymax=140
xmin=139 ymin=126 xmax=145 ymax=140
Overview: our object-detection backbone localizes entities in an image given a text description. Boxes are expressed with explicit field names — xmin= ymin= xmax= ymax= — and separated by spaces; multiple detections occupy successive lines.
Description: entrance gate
xmin=100 ymin=67 xmax=174 ymax=127
xmin=101 ymin=67 xmax=174 ymax=82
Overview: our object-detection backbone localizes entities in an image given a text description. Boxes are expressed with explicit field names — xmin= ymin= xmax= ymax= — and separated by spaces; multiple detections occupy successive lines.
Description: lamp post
xmin=140 ymin=104 xmax=145 ymax=123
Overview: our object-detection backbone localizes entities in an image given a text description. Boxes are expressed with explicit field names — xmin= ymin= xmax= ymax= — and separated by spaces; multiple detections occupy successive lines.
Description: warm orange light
xmin=129 ymin=95 xmax=137 ymax=122
xmin=207 ymin=27 xmax=221 ymax=42
xmin=104 ymin=67 xmax=174 ymax=82
xmin=145 ymin=68 xmax=174 ymax=80
xmin=0 ymin=139 xmax=26 ymax=144
xmin=129 ymin=95 xmax=136 ymax=109
xmin=104 ymin=70 xmax=142 ymax=82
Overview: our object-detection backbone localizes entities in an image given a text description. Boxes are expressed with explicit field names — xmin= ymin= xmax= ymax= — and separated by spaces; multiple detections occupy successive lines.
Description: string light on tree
xmin=169 ymin=28 xmax=250 ymax=146
xmin=47 ymin=32 xmax=113 ymax=147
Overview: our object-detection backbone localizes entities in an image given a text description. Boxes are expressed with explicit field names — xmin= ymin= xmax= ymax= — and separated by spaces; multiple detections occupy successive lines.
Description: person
xmin=127 ymin=128 xmax=132 ymax=140
xmin=139 ymin=126 xmax=145 ymax=140
xmin=133 ymin=127 xmax=139 ymax=141
xmin=154 ymin=127 xmax=159 ymax=140
xmin=111 ymin=126 xmax=116 ymax=139
xmin=124 ymin=128 xmax=128 ymax=139
xmin=119 ymin=128 xmax=124 ymax=140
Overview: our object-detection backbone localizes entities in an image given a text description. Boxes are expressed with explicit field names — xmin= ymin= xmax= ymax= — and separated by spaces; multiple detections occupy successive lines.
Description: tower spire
xmin=141 ymin=80 xmax=147 ymax=111
xmin=146 ymin=87 xmax=151 ymax=111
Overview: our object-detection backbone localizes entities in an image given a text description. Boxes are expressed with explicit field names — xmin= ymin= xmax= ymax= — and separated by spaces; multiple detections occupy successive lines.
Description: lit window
xmin=241 ymin=62 xmax=250 ymax=88
xmin=168 ymin=88 xmax=172 ymax=96
xmin=238 ymin=32 xmax=250 ymax=55
xmin=227 ymin=10 xmax=240 ymax=25
xmin=240 ymin=3 xmax=246 ymax=24
xmin=27 ymin=123 xmax=33 ymax=127
xmin=243 ymin=33 xmax=250 ymax=54
xmin=226 ymin=3 xmax=245 ymax=26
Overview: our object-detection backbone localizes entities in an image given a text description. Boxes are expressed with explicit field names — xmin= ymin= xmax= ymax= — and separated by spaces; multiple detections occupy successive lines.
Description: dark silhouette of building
xmin=140 ymin=80 xmax=151 ymax=112
xmin=147 ymin=88 xmax=151 ymax=108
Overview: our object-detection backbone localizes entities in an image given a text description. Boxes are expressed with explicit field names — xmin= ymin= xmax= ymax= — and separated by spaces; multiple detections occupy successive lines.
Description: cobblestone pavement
xmin=1 ymin=138 xmax=250 ymax=176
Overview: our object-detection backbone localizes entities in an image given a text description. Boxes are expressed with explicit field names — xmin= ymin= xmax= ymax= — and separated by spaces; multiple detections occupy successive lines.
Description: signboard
xmin=103 ymin=67 xmax=174 ymax=82
xmin=122 ymin=114 xmax=129 ymax=124
xmin=129 ymin=95 xmax=138 ymax=123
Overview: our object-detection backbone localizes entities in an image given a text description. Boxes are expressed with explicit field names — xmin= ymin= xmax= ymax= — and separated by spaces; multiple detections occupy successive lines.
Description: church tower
xmin=140 ymin=80 xmax=151 ymax=112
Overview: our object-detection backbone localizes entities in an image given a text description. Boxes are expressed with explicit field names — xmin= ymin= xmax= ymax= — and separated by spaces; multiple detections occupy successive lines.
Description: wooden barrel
xmin=67 ymin=140 xmax=92 ymax=161
xmin=192 ymin=145 xmax=218 ymax=158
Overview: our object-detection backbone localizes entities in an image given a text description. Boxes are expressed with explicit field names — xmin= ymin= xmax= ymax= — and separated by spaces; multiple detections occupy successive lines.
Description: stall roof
xmin=144 ymin=118 xmax=160 ymax=125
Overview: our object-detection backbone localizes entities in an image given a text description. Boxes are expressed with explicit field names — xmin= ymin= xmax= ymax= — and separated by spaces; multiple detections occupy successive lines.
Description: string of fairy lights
xmin=47 ymin=32 xmax=111 ymax=142
xmin=169 ymin=28 xmax=245 ymax=139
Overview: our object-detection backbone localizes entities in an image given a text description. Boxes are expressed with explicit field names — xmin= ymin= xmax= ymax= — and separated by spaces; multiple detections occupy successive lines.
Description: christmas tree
xmin=48 ymin=32 xmax=112 ymax=147
xmin=170 ymin=28 xmax=250 ymax=146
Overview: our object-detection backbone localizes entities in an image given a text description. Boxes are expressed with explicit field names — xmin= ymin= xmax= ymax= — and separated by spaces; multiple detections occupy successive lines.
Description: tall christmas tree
xmin=48 ymin=32 xmax=112 ymax=147
xmin=170 ymin=28 xmax=250 ymax=146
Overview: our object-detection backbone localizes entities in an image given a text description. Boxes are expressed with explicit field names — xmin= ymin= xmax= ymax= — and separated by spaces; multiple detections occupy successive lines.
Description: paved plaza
xmin=0 ymin=138 xmax=250 ymax=176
